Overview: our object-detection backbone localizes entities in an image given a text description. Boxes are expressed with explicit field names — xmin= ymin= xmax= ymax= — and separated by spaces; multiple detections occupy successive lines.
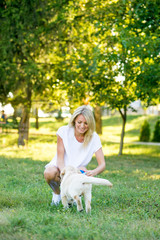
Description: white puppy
xmin=60 ymin=166 xmax=113 ymax=213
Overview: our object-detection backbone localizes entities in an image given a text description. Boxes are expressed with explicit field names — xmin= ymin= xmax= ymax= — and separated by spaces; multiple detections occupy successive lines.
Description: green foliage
xmin=0 ymin=0 xmax=66 ymax=106
xmin=152 ymin=120 xmax=160 ymax=142
xmin=139 ymin=120 xmax=150 ymax=142
xmin=1 ymin=0 xmax=159 ymax=107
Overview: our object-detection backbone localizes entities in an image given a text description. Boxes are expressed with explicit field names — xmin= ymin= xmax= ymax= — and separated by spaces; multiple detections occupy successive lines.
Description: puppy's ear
xmin=60 ymin=168 xmax=66 ymax=179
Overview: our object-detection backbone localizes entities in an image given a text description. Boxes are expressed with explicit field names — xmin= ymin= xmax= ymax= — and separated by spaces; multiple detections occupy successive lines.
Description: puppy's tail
xmin=82 ymin=176 xmax=113 ymax=187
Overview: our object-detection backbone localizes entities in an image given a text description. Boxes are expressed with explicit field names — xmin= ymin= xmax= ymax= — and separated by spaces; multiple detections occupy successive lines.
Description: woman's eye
xmin=77 ymin=121 xmax=88 ymax=126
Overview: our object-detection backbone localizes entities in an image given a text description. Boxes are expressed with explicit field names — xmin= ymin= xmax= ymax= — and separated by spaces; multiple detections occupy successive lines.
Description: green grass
xmin=0 ymin=115 xmax=160 ymax=240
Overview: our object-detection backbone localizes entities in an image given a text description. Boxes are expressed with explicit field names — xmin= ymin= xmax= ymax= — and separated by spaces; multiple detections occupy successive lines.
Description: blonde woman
xmin=44 ymin=105 xmax=106 ymax=205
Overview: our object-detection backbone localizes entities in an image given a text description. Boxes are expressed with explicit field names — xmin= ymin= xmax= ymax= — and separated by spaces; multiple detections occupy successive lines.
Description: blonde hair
xmin=69 ymin=105 xmax=95 ymax=147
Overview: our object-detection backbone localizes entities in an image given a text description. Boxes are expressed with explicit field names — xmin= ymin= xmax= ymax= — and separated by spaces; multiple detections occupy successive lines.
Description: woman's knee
xmin=44 ymin=166 xmax=59 ymax=182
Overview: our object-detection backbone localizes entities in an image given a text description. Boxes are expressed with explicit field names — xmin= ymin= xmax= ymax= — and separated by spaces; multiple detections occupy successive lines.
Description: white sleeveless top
xmin=45 ymin=125 xmax=102 ymax=168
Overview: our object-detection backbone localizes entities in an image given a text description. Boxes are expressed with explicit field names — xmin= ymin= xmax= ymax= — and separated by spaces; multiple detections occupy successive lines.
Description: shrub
xmin=152 ymin=120 xmax=160 ymax=142
xmin=139 ymin=120 xmax=150 ymax=142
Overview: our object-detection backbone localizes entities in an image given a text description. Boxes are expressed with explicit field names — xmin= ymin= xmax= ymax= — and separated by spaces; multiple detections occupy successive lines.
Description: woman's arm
xmin=86 ymin=148 xmax=106 ymax=177
xmin=56 ymin=135 xmax=65 ymax=172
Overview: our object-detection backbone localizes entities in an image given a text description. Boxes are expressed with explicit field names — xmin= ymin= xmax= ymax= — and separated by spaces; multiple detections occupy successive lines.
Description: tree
xmin=139 ymin=120 xmax=150 ymax=142
xmin=101 ymin=0 xmax=159 ymax=154
xmin=152 ymin=120 xmax=160 ymax=142
xmin=131 ymin=0 xmax=160 ymax=106
xmin=56 ymin=0 xmax=159 ymax=154
xmin=0 ymin=0 xmax=71 ymax=145
xmin=52 ymin=0 xmax=137 ymax=154
xmin=0 ymin=1 xmax=46 ymax=144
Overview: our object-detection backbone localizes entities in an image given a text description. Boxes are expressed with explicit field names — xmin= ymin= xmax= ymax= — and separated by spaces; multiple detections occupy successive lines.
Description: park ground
xmin=0 ymin=115 xmax=160 ymax=240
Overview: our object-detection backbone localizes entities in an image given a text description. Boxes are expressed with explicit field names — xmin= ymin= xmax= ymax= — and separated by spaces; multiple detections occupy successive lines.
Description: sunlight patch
xmin=140 ymin=173 xmax=160 ymax=180
xmin=149 ymin=174 xmax=160 ymax=180
xmin=103 ymin=170 xmax=122 ymax=174
xmin=0 ymin=209 xmax=15 ymax=225
xmin=132 ymin=169 xmax=160 ymax=180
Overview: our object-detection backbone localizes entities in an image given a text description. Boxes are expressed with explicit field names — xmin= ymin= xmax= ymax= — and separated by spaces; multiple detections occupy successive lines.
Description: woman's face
xmin=74 ymin=114 xmax=89 ymax=135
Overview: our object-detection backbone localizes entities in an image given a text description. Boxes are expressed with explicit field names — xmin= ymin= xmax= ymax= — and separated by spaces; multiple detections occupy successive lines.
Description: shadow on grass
xmin=29 ymin=118 xmax=68 ymax=132
xmin=102 ymin=115 xmax=159 ymax=128
xmin=29 ymin=134 xmax=57 ymax=143
xmin=102 ymin=115 xmax=143 ymax=127
xmin=124 ymin=128 xmax=140 ymax=137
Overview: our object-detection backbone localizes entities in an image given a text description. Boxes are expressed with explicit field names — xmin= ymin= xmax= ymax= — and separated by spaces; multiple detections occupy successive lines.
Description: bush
xmin=139 ymin=120 xmax=150 ymax=142
xmin=152 ymin=120 xmax=160 ymax=142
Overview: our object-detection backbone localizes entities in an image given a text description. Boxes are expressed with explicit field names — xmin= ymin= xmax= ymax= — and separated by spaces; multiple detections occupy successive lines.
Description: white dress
xmin=45 ymin=125 xmax=102 ymax=168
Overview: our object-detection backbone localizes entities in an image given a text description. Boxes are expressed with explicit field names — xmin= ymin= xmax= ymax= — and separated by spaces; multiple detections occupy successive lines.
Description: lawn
xmin=0 ymin=115 xmax=160 ymax=240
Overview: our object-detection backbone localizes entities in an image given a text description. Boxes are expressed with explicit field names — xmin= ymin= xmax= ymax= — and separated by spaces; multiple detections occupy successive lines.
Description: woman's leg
xmin=44 ymin=166 xmax=60 ymax=194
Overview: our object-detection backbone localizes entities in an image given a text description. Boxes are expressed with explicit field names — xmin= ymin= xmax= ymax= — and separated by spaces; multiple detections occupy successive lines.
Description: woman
xmin=1 ymin=110 xmax=7 ymax=122
xmin=44 ymin=105 xmax=106 ymax=205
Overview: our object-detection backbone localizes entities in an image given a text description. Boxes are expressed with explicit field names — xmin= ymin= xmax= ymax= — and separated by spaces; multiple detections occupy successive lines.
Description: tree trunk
xmin=94 ymin=106 xmax=102 ymax=134
xmin=18 ymin=107 xmax=30 ymax=146
xmin=35 ymin=107 xmax=39 ymax=129
xmin=13 ymin=107 xmax=18 ymax=118
xmin=118 ymin=107 xmax=127 ymax=155
xmin=18 ymin=85 xmax=32 ymax=146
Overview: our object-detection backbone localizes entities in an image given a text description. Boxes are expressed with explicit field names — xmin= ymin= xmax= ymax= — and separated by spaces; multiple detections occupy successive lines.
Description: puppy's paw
xmin=77 ymin=206 xmax=83 ymax=212
xmin=68 ymin=203 xmax=73 ymax=208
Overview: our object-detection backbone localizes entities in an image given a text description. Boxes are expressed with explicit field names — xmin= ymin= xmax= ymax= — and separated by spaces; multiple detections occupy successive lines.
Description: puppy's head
xmin=60 ymin=166 xmax=79 ymax=180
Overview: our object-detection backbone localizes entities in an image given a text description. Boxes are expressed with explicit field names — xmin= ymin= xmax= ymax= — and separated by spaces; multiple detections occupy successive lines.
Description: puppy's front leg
xmin=84 ymin=188 xmax=92 ymax=214
xmin=74 ymin=195 xmax=83 ymax=212
xmin=61 ymin=195 xmax=69 ymax=209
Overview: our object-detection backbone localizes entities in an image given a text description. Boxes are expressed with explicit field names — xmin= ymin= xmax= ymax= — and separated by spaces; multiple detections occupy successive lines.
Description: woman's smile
xmin=75 ymin=114 xmax=88 ymax=135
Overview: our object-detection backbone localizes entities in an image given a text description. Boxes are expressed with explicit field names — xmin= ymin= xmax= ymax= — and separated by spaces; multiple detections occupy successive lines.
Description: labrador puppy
xmin=60 ymin=166 xmax=113 ymax=213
